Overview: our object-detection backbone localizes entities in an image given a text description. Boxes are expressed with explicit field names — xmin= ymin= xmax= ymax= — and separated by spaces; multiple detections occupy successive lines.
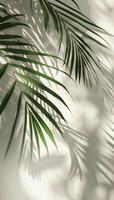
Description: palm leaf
xmin=0 ymin=81 xmax=16 ymax=115
xmin=19 ymin=103 xmax=28 ymax=160
xmin=0 ymin=7 xmax=69 ymax=159
xmin=4 ymin=93 xmax=22 ymax=158
xmin=29 ymin=106 xmax=49 ymax=154
xmin=1 ymin=1 xmax=113 ymax=184
xmin=24 ymin=92 xmax=63 ymax=134
xmin=37 ymin=0 xmax=110 ymax=87
xmin=0 ymin=63 xmax=8 ymax=78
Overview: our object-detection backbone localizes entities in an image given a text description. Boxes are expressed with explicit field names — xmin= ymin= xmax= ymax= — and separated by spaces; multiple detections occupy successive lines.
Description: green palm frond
xmin=37 ymin=0 xmax=110 ymax=86
xmin=0 ymin=5 xmax=68 ymax=160
xmin=0 ymin=1 xmax=113 ymax=184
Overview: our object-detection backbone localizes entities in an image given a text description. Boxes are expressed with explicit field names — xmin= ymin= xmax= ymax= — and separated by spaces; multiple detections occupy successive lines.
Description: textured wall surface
xmin=0 ymin=0 xmax=114 ymax=200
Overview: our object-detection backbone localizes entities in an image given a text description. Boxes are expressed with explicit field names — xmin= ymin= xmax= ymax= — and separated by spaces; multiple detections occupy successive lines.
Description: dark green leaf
xmin=0 ymin=34 xmax=23 ymax=40
xmin=0 ymin=14 xmax=24 ymax=23
xmin=9 ymin=63 xmax=69 ymax=92
xmin=0 ymin=22 xmax=29 ymax=31
xmin=18 ymin=83 xmax=66 ymax=122
xmin=0 ymin=63 xmax=8 ymax=78
xmin=4 ymin=93 xmax=22 ymax=158
xmin=16 ymin=72 xmax=69 ymax=109
xmin=29 ymin=104 xmax=49 ymax=154
xmin=24 ymin=92 xmax=63 ymax=135
xmin=29 ymin=110 xmax=33 ymax=162
xmin=0 ymin=81 xmax=16 ymax=115
xmin=19 ymin=103 xmax=28 ymax=160
xmin=31 ymin=112 xmax=40 ymax=158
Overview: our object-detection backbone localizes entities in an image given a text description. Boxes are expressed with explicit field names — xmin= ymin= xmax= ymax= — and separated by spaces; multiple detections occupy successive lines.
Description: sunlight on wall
xmin=0 ymin=56 xmax=7 ymax=64
xmin=18 ymin=0 xmax=114 ymax=199
xmin=0 ymin=0 xmax=114 ymax=200
xmin=19 ymin=136 xmax=71 ymax=200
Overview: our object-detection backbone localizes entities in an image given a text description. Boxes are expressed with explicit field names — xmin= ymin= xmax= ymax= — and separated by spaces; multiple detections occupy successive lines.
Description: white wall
xmin=0 ymin=0 xmax=114 ymax=199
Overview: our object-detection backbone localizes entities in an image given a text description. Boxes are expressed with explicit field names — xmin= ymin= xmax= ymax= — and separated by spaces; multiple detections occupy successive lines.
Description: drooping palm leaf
xmin=0 ymin=81 xmax=16 ymax=115
xmin=0 ymin=5 xmax=69 ymax=159
xmin=36 ymin=0 xmax=113 ymax=107
xmin=0 ymin=1 xmax=113 ymax=183
xmin=4 ymin=92 xmax=22 ymax=158
xmin=0 ymin=63 xmax=8 ymax=78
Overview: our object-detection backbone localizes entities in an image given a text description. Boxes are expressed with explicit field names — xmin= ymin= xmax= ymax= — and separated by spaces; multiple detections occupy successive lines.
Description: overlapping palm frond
xmin=37 ymin=0 xmax=108 ymax=84
xmin=103 ymin=118 xmax=114 ymax=159
xmin=62 ymin=125 xmax=88 ymax=179
xmin=63 ymin=123 xmax=114 ymax=182
xmin=0 ymin=0 xmax=114 ymax=184
xmin=34 ymin=0 xmax=114 ymax=108
xmin=96 ymin=119 xmax=114 ymax=184
xmin=0 ymin=3 xmax=69 ymax=160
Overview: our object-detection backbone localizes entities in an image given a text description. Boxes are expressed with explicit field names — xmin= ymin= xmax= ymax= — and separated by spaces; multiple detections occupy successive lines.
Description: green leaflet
xmin=57 ymin=10 xmax=108 ymax=46
xmin=40 ymin=0 xmax=49 ymax=30
xmin=57 ymin=16 xmax=64 ymax=52
xmin=24 ymin=92 xmax=63 ymax=135
xmin=0 ymin=14 xmax=25 ymax=23
xmin=9 ymin=63 xmax=69 ymax=92
xmin=70 ymin=0 xmax=80 ymax=10
xmin=0 ymin=41 xmax=33 ymax=46
xmin=4 ymin=93 xmax=22 ymax=158
xmin=19 ymin=103 xmax=28 ymax=160
xmin=16 ymin=72 xmax=69 ymax=109
xmin=38 ymin=0 xmax=109 ymax=87
xmin=29 ymin=105 xmax=49 ymax=154
xmin=44 ymin=0 xmax=59 ymax=33
xmin=0 ymin=22 xmax=29 ymax=31
xmin=40 ymin=0 xmax=64 ymax=43
xmin=31 ymin=112 xmax=40 ymax=158
xmin=36 ymin=115 xmax=57 ymax=148
xmin=0 ymin=34 xmax=23 ymax=40
xmin=0 ymin=81 xmax=16 ymax=115
xmin=29 ymin=104 xmax=57 ymax=152
xmin=64 ymin=27 xmax=71 ymax=66
xmin=52 ymin=0 xmax=107 ymax=34
xmin=16 ymin=82 xmax=66 ymax=122
xmin=1 ymin=48 xmax=62 ymax=60
xmin=9 ymin=62 xmax=71 ymax=80
xmin=63 ymin=19 xmax=107 ymax=49
xmin=6 ymin=55 xmax=57 ymax=65
xmin=69 ymin=38 xmax=75 ymax=76
xmin=29 ymin=110 xmax=33 ymax=162
xmin=0 ymin=63 xmax=8 ymax=78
